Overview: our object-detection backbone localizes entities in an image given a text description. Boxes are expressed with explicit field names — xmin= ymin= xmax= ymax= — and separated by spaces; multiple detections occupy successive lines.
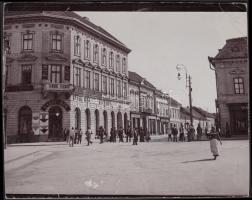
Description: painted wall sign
xmin=41 ymin=99 xmax=70 ymax=111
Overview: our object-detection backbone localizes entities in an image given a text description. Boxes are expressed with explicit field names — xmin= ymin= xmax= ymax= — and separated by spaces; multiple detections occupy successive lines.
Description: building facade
xmin=208 ymin=37 xmax=248 ymax=136
xmin=4 ymin=11 xmax=131 ymax=143
xmin=128 ymin=71 xmax=157 ymax=134
xmin=169 ymin=97 xmax=182 ymax=129
xmin=155 ymin=90 xmax=170 ymax=135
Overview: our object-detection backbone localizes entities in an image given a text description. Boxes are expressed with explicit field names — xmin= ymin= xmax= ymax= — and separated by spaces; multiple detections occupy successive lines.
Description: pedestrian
xmin=85 ymin=127 xmax=93 ymax=146
xmin=63 ymin=128 xmax=67 ymax=141
xmin=99 ymin=126 xmax=104 ymax=144
xmin=179 ymin=124 xmax=185 ymax=142
xmin=114 ymin=128 xmax=117 ymax=143
xmin=139 ymin=127 xmax=144 ymax=142
xmin=173 ymin=125 xmax=178 ymax=142
xmin=109 ymin=128 xmax=113 ymax=142
xmin=126 ymin=126 xmax=132 ymax=142
xmin=133 ymin=128 xmax=138 ymax=145
xmin=145 ymin=130 xmax=151 ymax=142
xmin=209 ymin=128 xmax=222 ymax=160
xmin=225 ymin=122 xmax=230 ymax=138
xmin=118 ymin=127 xmax=124 ymax=142
xmin=74 ymin=128 xmax=79 ymax=144
xmin=69 ymin=127 xmax=75 ymax=147
xmin=168 ymin=126 xmax=172 ymax=142
xmin=196 ymin=123 xmax=202 ymax=141
xmin=65 ymin=128 xmax=70 ymax=143
xmin=78 ymin=128 xmax=83 ymax=144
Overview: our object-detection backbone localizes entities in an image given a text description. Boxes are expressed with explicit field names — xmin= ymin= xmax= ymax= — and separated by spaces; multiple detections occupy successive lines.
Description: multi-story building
xmin=128 ymin=71 xmax=156 ymax=134
xmin=155 ymin=90 xmax=170 ymax=135
xmin=208 ymin=37 xmax=248 ymax=137
xmin=4 ymin=11 xmax=131 ymax=143
xmin=169 ymin=97 xmax=182 ymax=129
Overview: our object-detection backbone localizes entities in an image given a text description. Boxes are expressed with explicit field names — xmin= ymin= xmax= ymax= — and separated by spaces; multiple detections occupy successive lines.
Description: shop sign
xmin=41 ymin=99 xmax=70 ymax=111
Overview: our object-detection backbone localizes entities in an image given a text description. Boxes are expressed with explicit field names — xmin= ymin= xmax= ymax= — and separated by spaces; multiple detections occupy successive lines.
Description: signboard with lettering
xmin=41 ymin=99 xmax=71 ymax=111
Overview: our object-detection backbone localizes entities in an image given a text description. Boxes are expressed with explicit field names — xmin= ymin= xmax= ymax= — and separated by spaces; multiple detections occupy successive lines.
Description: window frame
xmin=50 ymin=64 xmax=62 ymax=83
xmin=21 ymin=64 xmax=32 ymax=84
xmin=94 ymin=73 xmax=99 ymax=91
xmin=102 ymin=48 xmax=107 ymax=66
xmin=85 ymin=70 xmax=91 ymax=89
xmin=51 ymin=32 xmax=63 ymax=52
xmin=84 ymin=39 xmax=91 ymax=60
xmin=93 ymin=44 xmax=99 ymax=64
xmin=74 ymin=35 xmax=81 ymax=56
xmin=233 ymin=77 xmax=245 ymax=94
xmin=22 ymin=32 xmax=34 ymax=52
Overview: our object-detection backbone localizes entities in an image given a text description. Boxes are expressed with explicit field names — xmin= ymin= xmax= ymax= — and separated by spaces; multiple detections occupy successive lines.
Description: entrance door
xmin=49 ymin=106 xmax=63 ymax=139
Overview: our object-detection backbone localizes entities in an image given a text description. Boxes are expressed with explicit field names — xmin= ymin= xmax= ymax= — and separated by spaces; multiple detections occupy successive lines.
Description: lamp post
xmin=176 ymin=64 xmax=193 ymax=126
xmin=3 ymin=35 xmax=10 ymax=149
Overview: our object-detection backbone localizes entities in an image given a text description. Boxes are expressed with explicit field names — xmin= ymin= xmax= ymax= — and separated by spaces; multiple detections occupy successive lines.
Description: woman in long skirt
xmin=209 ymin=129 xmax=222 ymax=160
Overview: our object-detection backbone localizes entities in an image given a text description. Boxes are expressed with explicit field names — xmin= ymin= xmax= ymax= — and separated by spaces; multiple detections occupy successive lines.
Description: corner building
xmin=4 ymin=11 xmax=131 ymax=143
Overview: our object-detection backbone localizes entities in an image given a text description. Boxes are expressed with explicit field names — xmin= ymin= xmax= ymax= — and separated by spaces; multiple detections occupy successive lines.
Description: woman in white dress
xmin=209 ymin=127 xmax=222 ymax=160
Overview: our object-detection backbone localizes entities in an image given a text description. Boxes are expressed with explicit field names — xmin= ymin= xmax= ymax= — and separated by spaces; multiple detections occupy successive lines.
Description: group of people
xmin=64 ymin=127 xmax=93 ymax=147
xmin=167 ymin=123 xmax=212 ymax=142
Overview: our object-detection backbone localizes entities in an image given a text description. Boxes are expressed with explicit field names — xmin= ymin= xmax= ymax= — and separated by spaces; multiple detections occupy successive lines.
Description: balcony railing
xmin=43 ymin=83 xmax=74 ymax=92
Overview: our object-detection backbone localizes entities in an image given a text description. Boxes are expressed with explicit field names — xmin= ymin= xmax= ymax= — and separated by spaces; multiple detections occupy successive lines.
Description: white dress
xmin=210 ymin=139 xmax=219 ymax=156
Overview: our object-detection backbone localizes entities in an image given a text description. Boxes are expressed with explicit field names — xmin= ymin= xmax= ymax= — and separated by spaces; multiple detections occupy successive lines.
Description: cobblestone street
xmin=4 ymin=137 xmax=249 ymax=196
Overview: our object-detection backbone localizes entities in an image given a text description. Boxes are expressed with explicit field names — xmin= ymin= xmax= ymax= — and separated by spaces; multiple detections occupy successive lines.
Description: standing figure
xmin=179 ymin=124 xmax=185 ymax=142
xmin=133 ymin=128 xmax=138 ymax=145
xmin=209 ymin=129 xmax=222 ymax=160
xmin=196 ymin=124 xmax=202 ymax=141
xmin=78 ymin=128 xmax=83 ymax=144
xmin=126 ymin=126 xmax=131 ymax=142
xmin=74 ymin=128 xmax=79 ymax=144
xmin=85 ymin=127 xmax=93 ymax=146
xmin=99 ymin=126 xmax=104 ymax=144
xmin=145 ymin=130 xmax=151 ymax=142
xmin=168 ymin=126 xmax=172 ymax=142
xmin=69 ymin=127 xmax=75 ymax=147
xmin=110 ymin=128 xmax=114 ymax=143
xmin=173 ymin=125 xmax=178 ymax=142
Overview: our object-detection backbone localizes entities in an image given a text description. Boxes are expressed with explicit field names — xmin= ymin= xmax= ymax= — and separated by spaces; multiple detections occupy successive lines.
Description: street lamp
xmin=176 ymin=64 xmax=193 ymax=126
xmin=3 ymin=35 xmax=10 ymax=149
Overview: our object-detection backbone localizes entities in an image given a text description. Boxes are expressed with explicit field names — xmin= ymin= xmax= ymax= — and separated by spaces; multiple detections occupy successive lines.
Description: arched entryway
xmin=18 ymin=106 xmax=32 ymax=142
xmin=103 ymin=111 xmax=108 ymax=133
xmin=49 ymin=106 xmax=63 ymax=139
xmin=75 ymin=108 xmax=81 ymax=129
xmin=95 ymin=109 xmax=99 ymax=135
xmin=111 ymin=111 xmax=115 ymax=129
xmin=124 ymin=113 xmax=128 ymax=131
xmin=85 ymin=108 xmax=91 ymax=130
xmin=117 ymin=112 xmax=122 ymax=129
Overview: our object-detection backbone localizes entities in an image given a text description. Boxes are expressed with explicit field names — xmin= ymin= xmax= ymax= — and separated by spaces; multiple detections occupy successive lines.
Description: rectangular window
xmin=21 ymin=65 xmax=32 ymax=84
xmin=116 ymin=55 xmax=120 ymax=72
xmin=52 ymin=33 xmax=62 ymax=51
xmin=64 ymin=66 xmax=70 ymax=81
xmin=102 ymin=48 xmax=107 ymax=66
xmin=23 ymin=33 xmax=33 ymax=51
xmin=110 ymin=78 xmax=114 ymax=96
xmin=117 ymin=80 xmax=121 ymax=97
xmin=102 ymin=75 xmax=107 ymax=94
xmin=94 ymin=73 xmax=99 ymax=91
xmin=123 ymin=82 xmax=127 ymax=97
xmin=50 ymin=65 xmax=62 ymax=83
xmin=93 ymin=44 xmax=99 ymax=63
xmin=86 ymin=71 xmax=91 ymax=89
xmin=42 ymin=65 xmax=48 ymax=80
xmin=74 ymin=36 xmax=81 ymax=56
xmin=84 ymin=40 xmax=91 ymax=59
xmin=122 ymin=58 xmax=126 ymax=73
xmin=234 ymin=77 xmax=244 ymax=94
xmin=74 ymin=67 xmax=81 ymax=87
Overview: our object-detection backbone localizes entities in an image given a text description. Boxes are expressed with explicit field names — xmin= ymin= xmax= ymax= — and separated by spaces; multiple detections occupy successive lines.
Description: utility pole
xmin=188 ymin=75 xmax=193 ymax=126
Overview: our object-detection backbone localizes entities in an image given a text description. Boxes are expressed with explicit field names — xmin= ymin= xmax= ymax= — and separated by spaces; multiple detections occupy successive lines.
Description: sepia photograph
xmin=2 ymin=1 xmax=249 ymax=199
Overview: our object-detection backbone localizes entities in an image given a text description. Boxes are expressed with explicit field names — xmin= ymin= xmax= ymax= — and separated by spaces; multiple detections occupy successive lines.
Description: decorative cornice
xmin=17 ymin=53 xmax=38 ymax=62
xmin=46 ymin=53 xmax=68 ymax=62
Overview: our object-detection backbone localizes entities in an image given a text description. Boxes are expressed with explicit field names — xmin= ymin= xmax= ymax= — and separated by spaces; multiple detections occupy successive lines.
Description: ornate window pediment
xmin=72 ymin=58 xmax=85 ymax=66
xmin=17 ymin=54 xmax=38 ymax=62
xmin=46 ymin=54 xmax=67 ymax=62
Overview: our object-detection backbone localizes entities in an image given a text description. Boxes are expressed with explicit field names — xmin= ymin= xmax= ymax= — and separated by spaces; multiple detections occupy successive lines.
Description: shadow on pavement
xmin=182 ymin=158 xmax=215 ymax=163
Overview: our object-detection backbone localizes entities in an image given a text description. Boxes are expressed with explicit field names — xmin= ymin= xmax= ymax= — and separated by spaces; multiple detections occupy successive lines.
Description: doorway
xmin=49 ymin=106 xmax=63 ymax=139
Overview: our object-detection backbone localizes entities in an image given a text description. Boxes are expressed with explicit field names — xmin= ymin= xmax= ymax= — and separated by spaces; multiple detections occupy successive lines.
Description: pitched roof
xmin=168 ymin=97 xmax=182 ymax=107
xmin=193 ymin=106 xmax=215 ymax=118
xmin=5 ymin=11 xmax=129 ymax=50
xmin=213 ymin=37 xmax=248 ymax=60
xmin=181 ymin=107 xmax=206 ymax=120
xmin=128 ymin=71 xmax=156 ymax=90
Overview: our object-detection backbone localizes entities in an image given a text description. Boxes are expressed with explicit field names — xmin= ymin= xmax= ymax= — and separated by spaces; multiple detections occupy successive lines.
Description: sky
xmin=76 ymin=11 xmax=247 ymax=113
